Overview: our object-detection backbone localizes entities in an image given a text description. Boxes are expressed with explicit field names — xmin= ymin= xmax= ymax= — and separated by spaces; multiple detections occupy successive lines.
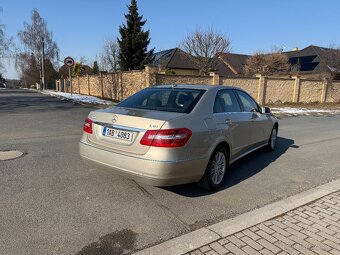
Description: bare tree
xmin=323 ymin=45 xmax=340 ymax=80
xmin=15 ymin=52 xmax=40 ymax=87
xmin=180 ymin=27 xmax=231 ymax=75
xmin=0 ymin=8 xmax=14 ymax=73
xmin=17 ymin=8 xmax=59 ymax=88
xmin=99 ymin=39 xmax=120 ymax=72
xmin=244 ymin=50 xmax=290 ymax=76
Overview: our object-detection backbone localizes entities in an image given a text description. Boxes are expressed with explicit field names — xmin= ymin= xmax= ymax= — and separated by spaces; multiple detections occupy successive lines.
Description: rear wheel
xmin=266 ymin=125 xmax=278 ymax=151
xmin=198 ymin=146 xmax=229 ymax=191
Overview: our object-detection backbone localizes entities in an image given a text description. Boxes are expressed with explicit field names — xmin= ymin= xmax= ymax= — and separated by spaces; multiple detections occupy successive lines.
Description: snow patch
xmin=39 ymin=90 xmax=113 ymax=105
xmin=271 ymin=107 xmax=340 ymax=114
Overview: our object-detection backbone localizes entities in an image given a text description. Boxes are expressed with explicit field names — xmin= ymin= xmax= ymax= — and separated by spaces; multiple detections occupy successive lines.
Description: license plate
xmin=103 ymin=127 xmax=134 ymax=142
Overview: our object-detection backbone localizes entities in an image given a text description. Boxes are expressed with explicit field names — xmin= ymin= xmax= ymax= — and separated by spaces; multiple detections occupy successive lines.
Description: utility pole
xmin=41 ymin=37 xmax=45 ymax=90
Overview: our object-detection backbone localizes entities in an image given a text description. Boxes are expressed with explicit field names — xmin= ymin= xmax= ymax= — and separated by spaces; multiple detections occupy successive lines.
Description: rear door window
xmin=118 ymin=88 xmax=206 ymax=113
xmin=214 ymin=90 xmax=241 ymax=113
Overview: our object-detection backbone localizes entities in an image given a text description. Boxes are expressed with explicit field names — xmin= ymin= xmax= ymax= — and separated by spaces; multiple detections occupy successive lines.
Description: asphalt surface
xmin=1 ymin=89 xmax=340 ymax=255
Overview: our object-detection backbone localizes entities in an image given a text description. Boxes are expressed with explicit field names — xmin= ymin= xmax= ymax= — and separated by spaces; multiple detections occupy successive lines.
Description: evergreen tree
xmin=73 ymin=62 xmax=85 ymax=76
xmin=93 ymin=61 xmax=99 ymax=74
xmin=118 ymin=0 xmax=154 ymax=70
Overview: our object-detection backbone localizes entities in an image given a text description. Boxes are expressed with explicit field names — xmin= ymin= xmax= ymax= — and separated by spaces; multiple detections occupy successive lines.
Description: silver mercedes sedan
xmin=79 ymin=85 xmax=278 ymax=190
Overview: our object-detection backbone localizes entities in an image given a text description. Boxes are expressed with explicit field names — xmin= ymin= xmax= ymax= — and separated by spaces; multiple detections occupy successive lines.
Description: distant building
xmin=284 ymin=45 xmax=340 ymax=79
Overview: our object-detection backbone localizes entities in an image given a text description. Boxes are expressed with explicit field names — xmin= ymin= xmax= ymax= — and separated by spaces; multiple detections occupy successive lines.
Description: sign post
xmin=64 ymin=57 xmax=75 ymax=96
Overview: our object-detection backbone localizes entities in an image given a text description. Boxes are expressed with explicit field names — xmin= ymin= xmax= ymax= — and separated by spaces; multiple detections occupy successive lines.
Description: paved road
xmin=1 ymin=89 xmax=340 ymax=255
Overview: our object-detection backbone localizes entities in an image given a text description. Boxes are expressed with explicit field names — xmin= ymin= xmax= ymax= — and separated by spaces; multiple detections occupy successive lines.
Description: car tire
xmin=198 ymin=146 xmax=229 ymax=191
xmin=266 ymin=125 xmax=278 ymax=152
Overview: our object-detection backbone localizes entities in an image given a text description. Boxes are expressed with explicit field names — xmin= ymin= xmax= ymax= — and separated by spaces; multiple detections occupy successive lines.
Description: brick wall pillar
xmin=256 ymin=75 xmax=266 ymax=105
xmin=100 ymin=73 xmax=104 ymax=98
xmin=77 ymin=76 xmax=80 ymax=94
xmin=111 ymin=73 xmax=115 ymax=100
xmin=145 ymin=65 xmax=158 ymax=87
xmin=321 ymin=78 xmax=328 ymax=103
xmin=210 ymin=72 xmax=220 ymax=85
xmin=56 ymin=80 xmax=60 ymax=91
xmin=292 ymin=76 xmax=301 ymax=103
xmin=87 ymin=74 xmax=90 ymax=95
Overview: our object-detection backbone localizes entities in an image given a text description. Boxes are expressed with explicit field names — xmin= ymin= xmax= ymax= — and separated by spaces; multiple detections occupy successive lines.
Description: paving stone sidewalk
xmin=187 ymin=191 xmax=340 ymax=255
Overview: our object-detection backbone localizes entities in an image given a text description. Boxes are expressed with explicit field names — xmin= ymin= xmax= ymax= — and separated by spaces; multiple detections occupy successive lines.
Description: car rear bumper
xmin=79 ymin=141 xmax=207 ymax=186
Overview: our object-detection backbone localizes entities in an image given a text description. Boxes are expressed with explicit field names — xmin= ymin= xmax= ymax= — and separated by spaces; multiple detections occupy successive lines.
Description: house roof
xmin=218 ymin=53 xmax=250 ymax=74
xmin=152 ymin=48 xmax=198 ymax=70
xmin=284 ymin=45 xmax=340 ymax=73
xmin=152 ymin=48 xmax=241 ymax=77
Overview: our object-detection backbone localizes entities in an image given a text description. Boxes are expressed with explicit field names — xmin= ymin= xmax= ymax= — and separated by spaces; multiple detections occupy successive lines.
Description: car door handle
xmin=225 ymin=118 xmax=232 ymax=124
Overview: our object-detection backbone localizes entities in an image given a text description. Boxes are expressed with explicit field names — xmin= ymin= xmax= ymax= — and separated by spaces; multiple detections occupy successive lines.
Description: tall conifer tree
xmin=93 ymin=61 xmax=99 ymax=74
xmin=118 ymin=0 xmax=154 ymax=70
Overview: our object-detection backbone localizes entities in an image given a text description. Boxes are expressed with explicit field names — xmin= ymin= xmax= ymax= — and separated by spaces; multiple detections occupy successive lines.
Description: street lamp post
xmin=41 ymin=37 xmax=45 ymax=90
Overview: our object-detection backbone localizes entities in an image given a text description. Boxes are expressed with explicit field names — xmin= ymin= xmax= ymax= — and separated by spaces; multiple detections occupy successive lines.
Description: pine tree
xmin=118 ymin=0 xmax=154 ymax=71
xmin=93 ymin=61 xmax=99 ymax=74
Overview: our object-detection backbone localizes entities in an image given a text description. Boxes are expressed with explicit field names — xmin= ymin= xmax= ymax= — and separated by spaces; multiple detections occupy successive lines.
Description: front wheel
xmin=266 ymin=125 xmax=278 ymax=151
xmin=198 ymin=146 xmax=229 ymax=191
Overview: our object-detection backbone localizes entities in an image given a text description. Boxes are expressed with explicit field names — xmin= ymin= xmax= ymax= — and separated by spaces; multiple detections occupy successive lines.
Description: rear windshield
xmin=117 ymin=88 xmax=206 ymax=113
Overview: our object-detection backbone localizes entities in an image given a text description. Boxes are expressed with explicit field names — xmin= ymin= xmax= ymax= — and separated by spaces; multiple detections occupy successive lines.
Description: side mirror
xmin=261 ymin=106 xmax=271 ymax=113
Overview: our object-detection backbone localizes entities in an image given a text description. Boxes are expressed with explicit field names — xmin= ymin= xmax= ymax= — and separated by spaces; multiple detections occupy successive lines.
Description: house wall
xmin=55 ymin=66 xmax=340 ymax=104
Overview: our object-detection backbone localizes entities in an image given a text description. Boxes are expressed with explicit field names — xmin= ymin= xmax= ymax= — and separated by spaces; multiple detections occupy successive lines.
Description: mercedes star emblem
xmin=112 ymin=115 xmax=118 ymax=123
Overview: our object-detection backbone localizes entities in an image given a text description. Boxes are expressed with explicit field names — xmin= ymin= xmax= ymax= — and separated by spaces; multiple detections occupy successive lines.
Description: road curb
xmin=134 ymin=178 xmax=340 ymax=255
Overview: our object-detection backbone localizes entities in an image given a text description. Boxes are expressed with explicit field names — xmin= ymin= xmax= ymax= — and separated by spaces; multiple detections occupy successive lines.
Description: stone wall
xmin=265 ymin=78 xmax=294 ymax=103
xmin=120 ymin=71 xmax=146 ymax=100
xmin=221 ymin=77 xmax=258 ymax=99
xmin=55 ymin=66 xmax=340 ymax=104
xmin=156 ymin=74 xmax=212 ymax=85
xmin=299 ymin=79 xmax=323 ymax=103
xmin=326 ymin=81 xmax=340 ymax=102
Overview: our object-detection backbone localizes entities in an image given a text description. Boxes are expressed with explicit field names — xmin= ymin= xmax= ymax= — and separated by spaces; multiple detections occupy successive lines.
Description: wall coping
xmin=157 ymin=73 xmax=212 ymax=79
xmin=222 ymin=76 xmax=259 ymax=80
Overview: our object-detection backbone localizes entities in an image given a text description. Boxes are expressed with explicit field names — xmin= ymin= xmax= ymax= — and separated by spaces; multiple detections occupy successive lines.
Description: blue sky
xmin=1 ymin=0 xmax=340 ymax=79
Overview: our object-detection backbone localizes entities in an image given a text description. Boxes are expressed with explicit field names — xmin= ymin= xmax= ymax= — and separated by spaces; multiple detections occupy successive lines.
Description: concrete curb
xmin=134 ymin=178 xmax=340 ymax=255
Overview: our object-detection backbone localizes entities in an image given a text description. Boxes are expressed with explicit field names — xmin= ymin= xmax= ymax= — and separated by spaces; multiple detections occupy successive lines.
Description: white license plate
xmin=103 ymin=127 xmax=134 ymax=142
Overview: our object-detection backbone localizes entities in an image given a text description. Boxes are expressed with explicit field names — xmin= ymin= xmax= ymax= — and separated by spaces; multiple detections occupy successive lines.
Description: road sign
xmin=64 ymin=56 xmax=75 ymax=67
xmin=64 ymin=57 xmax=74 ymax=96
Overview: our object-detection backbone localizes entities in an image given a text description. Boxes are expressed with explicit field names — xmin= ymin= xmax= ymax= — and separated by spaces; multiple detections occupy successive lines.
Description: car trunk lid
xmin=86 ymin=106 xmax=184 ymax=155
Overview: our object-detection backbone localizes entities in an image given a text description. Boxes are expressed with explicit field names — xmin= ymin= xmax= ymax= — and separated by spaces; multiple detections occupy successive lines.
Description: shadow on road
xmin=164 ymin=136 xmax=296 ymax=197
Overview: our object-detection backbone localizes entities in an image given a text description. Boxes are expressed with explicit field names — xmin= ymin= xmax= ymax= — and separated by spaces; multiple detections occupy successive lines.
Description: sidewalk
xmin=135 ymin=179 xmax=340 ymax=255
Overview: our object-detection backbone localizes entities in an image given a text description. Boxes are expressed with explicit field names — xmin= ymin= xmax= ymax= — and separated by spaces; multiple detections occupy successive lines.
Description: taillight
xmin=140 ymin=128 xmax=192 ymax=147
xmin=83 ymin=118 xmax=93 ymax=134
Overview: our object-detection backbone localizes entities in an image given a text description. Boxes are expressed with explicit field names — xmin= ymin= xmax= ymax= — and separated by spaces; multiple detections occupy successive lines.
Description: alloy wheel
xmin=211 ymin=152 xmax=226 ymax=185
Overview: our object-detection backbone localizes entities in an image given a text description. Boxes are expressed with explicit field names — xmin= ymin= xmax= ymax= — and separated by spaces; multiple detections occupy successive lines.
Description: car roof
xmin=153 ymin=84 xmax=243 ymax=91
